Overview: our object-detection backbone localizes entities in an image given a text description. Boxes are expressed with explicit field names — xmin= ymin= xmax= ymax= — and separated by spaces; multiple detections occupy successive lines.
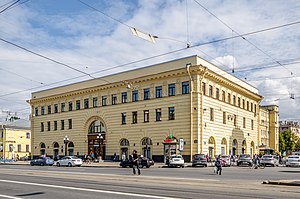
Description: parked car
xmin=286 ymin=155 xmax=300 ymax=167
xmin=260 ymin=155 xmax=279 ymax=167
xmin=56 ymin=156 xmax=83 ymax=167
xmin=237 ymin=154 xmax=252 ymax=166
xmin=192 ymin=154 xmax=208 ymax=167
xmin=120 ymin=157 xmax=154 ymax=168
xmin=220 ymin=155 xmax=231 ymax=167
xmin=168 ymin=155 xmax=184 ymax=168
xmin=30 ymin=156 xmax=54 ymax=166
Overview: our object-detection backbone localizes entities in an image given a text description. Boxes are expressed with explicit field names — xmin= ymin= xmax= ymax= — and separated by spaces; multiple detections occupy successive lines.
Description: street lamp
xmin=64 ymin=135 xmax=69 ymax=156
xmin=97 ymin=133 xmax=103 ymax=162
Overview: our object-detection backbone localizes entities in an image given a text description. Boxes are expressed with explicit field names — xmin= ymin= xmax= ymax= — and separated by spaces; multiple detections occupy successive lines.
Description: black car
xmin=192 ymin=154 xmax=208 ymax=167
xmin=120 ymin=157 xmax=154 ymax=168
xmin=237 ymin=154 xmax=253 ymax=166
xmin=30 ymin=156 xmax=54 ymax=166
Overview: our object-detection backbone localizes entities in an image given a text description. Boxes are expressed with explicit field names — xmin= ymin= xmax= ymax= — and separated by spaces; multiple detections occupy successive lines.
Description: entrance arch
xmin=120 ymin=139 xmax=129 ymax=161
xmin=87 ymin=119 xmax=106 ymax=160
xmin=40 ymin=142 xmax=46 ymax=155
xmin=141 ymin=137 xmax=152 ymax=159
xmin=221 ymin=138 xmax=227 ymax=155
xmin=53 ymin=142 xmax=59 ymax=160
xmin=250 ymin=141 xmax=255 ymax=156
xmin=208 ymin=136 xmax=216 ymax=159
xmin=242 ymin=140 xmax=247 ymax=154
xmin=232 ymin=139 xmax=238 ymax=155
xmin=68 ymin=142 xmax=74 ymax=156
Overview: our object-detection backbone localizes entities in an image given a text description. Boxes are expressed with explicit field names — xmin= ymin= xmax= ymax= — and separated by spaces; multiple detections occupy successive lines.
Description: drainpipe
xmin=199 ymin=67 xmax=207 ymax=154
xmin=186 ymin=64 xmax=193 ymax=161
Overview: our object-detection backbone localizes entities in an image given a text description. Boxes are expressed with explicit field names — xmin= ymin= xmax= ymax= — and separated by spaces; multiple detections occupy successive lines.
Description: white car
xmin=56 ymin=156 xmax=83 ymax=167
xmin=286 ymin=155 xmax=300 ymax=167
xmin=168 ymin=155 xmax=185 ymax=168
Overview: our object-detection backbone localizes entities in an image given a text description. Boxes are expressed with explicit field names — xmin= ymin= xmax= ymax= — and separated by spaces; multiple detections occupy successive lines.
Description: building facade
xmin=279 ymin=120 xmax=300 ymax=137
xmin=0 ymin=119 xmax=31 ymax=159
xmin=28 ymin=55 xmax=264 ymax=162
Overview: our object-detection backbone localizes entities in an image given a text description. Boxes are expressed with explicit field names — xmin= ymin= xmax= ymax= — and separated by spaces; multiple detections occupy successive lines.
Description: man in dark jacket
xmin=132 ymin=150 xmax=141 ymax=175
xmin=215 ymin=155 xmax=222 ymax=175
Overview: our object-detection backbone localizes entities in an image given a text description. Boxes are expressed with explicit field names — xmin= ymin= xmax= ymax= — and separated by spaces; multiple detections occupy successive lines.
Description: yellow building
xmin=28 ymin=55 xmax=264 ymax=162
xmin=0 ymin=119 xmax=31 ymax=160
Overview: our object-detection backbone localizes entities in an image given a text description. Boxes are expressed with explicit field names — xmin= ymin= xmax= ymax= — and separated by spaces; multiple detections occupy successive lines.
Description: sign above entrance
xmin=163 ymin=135 xmax=177 ymax=143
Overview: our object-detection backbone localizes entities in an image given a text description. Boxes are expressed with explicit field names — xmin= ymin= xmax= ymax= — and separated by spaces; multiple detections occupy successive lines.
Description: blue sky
xmin=0 ymin=0 xmax=300 ymax=122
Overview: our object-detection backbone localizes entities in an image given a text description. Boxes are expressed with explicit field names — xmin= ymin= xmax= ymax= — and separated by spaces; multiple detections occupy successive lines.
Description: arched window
xmin=88 ymin=120 xmax=106 ymax=134
xmin=120 ymin=139 xmax=129 ymax=146
xmin=141 ymin=137 xmax=152 ymax=158
xmin=53 ymin=142 xmax=59 ymax=148
xmin=68 ymin=142 xmax=74 ymax=148
xmin=40 ymin=143 xmax=46 ymax=148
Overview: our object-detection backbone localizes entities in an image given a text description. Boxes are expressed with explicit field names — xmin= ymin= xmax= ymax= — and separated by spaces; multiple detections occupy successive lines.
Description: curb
xmin=262 ymin=180 xmax=300 ymax=186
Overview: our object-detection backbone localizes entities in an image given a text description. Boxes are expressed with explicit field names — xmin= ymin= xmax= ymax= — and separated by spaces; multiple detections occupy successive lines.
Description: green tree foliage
xmin=279 ymin=130 xmax=298 ymax=154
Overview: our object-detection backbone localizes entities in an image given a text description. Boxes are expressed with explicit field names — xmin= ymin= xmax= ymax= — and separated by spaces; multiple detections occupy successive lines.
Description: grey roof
xmin=1 ymin=119 xmax=30 ymax=129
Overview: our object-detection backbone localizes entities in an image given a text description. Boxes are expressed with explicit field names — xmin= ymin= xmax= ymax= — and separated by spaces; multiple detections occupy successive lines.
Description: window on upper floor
xmin=216 ymin=88 xmax=219 ymax=99
xmin=251 ymin=102 xmax=253 ymax=112
xmin=47 ymin=121 xmax=51 ymax=131
xmin=18 ymin=144 xmax=21 ymax=152
xmin=238 ymin=97 xmax=241 ymax=107
xmin=209 ymin=85 xmax=213 ymax=97
xmin=234 ymin=115 xmax=237 ymax=126
xmin=112 ymin=94 xmax=117 ymax=105
xmin=54 ymin=104 xmax=58 ymax=113
xmin=228 ymin=93 xmax=231 ymax=104
xmin=47 ymin=105 xmax=51 ymax=114
xmin=26 ymin=132 xmax=30 ymax=139
xmin=41 ymin=106 xmax=45 ymax=115
xmin=222 ymin=91 xmax=225 ymax=101
xmin=68 ymin=119 xmax=72 ymax=129
xmin=168 ymin=84 xmax=175 ymax=96
xmin=247 ymin=101 xmax=249 ymax=111
xmin=202 ymin=82 xmax=206 ymax=95
xmin=182 ymin=81 xmax=189 ymax=94
xmin=61 ymin=103 xmax=65 ymax=112
xmin=132 ymin=90 xmax=138 ymax=102
xmin=54 ymin=121 xmax=57 ymax=131
xmin=144 ymin=110 xmax=149 ymax=122
xmin=26 ymin=145 xmax=30 ymax=152
xmin=243 ymin=117 xmax=246 ymax=128
xmin=93 ymin=97 xmax=98 ymax=108
xmin=84 ymin=99 xmax=89 ymax=109
xmin=76 ymin=100 xmax=81 ymax=110
xmin=242 ymin=99 xmax=245 ymax=109
xmin=233 ymin=95 xmax=236 ymax=106
xmin=122 ymin=113 xmax=126 ymax=124
xmin=35 ymin=107 xmax=38 ymax=116
xmin=122 ymin=92 xmax=127 ymax=103
xmin=61 ymin=120 xmax=65 ymax=130
xmin=156 ymin=108 xmax=162 ymax=121
xmin=132 ymin=111 xmax=137 ymax=124
xmin=168 ymin=107 xmax=175 ymax=120
xmin=144 ymin=88 xmax=150 ymax=100
xmin=102 ymin=96 xmax=107 ymax=106
xmin=223 ymin=112 xmax=226 ymax=124
xmin=210 ymin=108 xmax=214 ymax=121
xmin=68 ymin=101 xmax=73 ymax=111
xmin=251 ymin=119 xmax=254 ymax=130
xmin=156 ymin=86 xmax=162 ymax=98
xmin=41 ymin=122 xmax=44 ymax=132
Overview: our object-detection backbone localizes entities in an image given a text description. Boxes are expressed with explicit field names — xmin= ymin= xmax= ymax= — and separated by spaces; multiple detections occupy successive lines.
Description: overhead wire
xmin=0 ymin=0 xmax=19 ymax=14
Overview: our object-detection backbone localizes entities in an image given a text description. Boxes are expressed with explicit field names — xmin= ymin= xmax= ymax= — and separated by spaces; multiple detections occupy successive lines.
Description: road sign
xmin=179 ymin=138 xmax=184 ymax=151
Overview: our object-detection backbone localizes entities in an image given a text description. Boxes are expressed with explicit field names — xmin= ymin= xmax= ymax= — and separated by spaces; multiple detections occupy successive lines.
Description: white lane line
xmin=0 ymin=194 xmax=22 ymax=199
xmin=0 ymin=179 xmax=181 ymax=199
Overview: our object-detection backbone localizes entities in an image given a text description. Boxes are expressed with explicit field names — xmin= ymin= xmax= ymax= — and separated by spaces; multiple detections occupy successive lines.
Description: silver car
xmin=260 ymin=155 xmax=279 ymax=167
xmin=56 ymin=156 xmax=83 ymax=167
xmin=286 ymin=155 xmax=300 ymax=167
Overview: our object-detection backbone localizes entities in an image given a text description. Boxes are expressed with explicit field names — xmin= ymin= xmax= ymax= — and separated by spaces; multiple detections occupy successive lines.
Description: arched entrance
xmin=208 ymin=136 xmax=216 ymax=159
xmin=163 ymin=135 xmax=178 ymax=163
xmin=221 ymin=138 xmax=227 ymax=155
xmin=242 ymin=140 xmax=247 ymax=154
xmin=120 ymin=139 xmax=129 ymax=161
xmin=232 ymin=139 xmax=238 ymax=155
xmin=87 ymin=120 xmax=106 ymax=161
xmin=53 ymin=142 xmax=59 ymax=160
xmin=40 ymin=142 xmax=46 ymax=155
xmin=68 ymin=142 xmax=74 ymax=156
xmin=141 ymin=137 xmax=152 ymax=159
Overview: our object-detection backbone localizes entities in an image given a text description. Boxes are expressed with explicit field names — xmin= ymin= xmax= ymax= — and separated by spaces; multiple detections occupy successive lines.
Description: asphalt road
xmin=0 ymin=165 xmax=299 ymax=199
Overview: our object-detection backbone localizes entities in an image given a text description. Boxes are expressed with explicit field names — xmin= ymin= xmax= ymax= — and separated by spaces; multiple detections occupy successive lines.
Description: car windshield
xmin=263 ymin=155 xmax=273 ymax=159
xmin=240 ymin=155 xmax=250 ymax=159
xmin=288 ymin=156 xmax=299 ymax=159
xmin=194 ymin=154 xmax=205 ymax=158
xmin=221 ymin=156 xmax=229 ymax=159
xmin=172 ymin=155 xmax=182 ymax=159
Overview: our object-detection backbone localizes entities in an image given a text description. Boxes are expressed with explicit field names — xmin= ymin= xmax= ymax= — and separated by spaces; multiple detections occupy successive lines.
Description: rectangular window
xmin=122 ymin=92 xmax=127 ymax=103
xmin=41 ymin=106 xmax=45 ymax=115
xmin=54 ymin=121 xmax=57 ymax=131
xmin=238 ymin=97 xmax=241 ymax=107
xmin=234 ymin=115 xmax=237 ymax=126
xmin=251 ymin=119 xmax=254 ymax=130
xmin=47 ymin=121 xmax=51 ymax=131
xmin=168 ymin=107 xmax=175 ymax=120
xmin=68 ymin=119 xmax=72 ymax=129
xmin=132 ymin=90 xmax=138 ymax=102
xmin=202 ymin=82 xmax=206 ymax=95
xmin=61 ymin=120 xmax=65 ymax=130
xmin=26 ymin=145 xmax=30 ymax=152
xmin=48 ymin=105 xmax=51 ymax=114
xmin=223 ymin=112 xmax=226 ymax=124
xmin=156 ymin=86 xmax=162 ymax=98
xmin=26 ymin=132 xmax=30 ymax=139
xmin=228 ymin=93 xmax=231 ymax=104
xmin=243 ymin=117 xmax=246 ymax=128
xmin=35 ymin=107 xmax=38 ymax=116
xmin=93 ymin=97 xmax=98 ymax=107
xmin=254 ymin=104 xmax=257 ymax=115
xmin=251 ymin=103 xmax=253 ymax=112
xmin=233 ymin=95 xmax=236 ymax=106
xmin=76 ymin=100 xmax=81 ymax=110
xmin=144 ymin=88 xmax=150 ymax=100
xmin=9 ymin=144 xmax=13 ymax=152
xmin=18 ymin=144 xmax=21 ymax=152
xmin=102 ymin=96 xmax=107 ymax=106
xmin=61 ymin=103 xmax=65 ymax=112
xmin=210 ymin=108 xmax=214 ymax=121
xmin=132 ymin=111 xmax=137 ymax=124
xmin=222 ymin=91 xmax=225 ymax=101
xmin=209 ymin=85 xmax=213 ymax=97
xmin=182 ymin=81 xmax=190 ymax=94
xmin=156 ymin=108 xmax=162 ymax=121
xmin=41 ymin=122 xmax=44 ymax=132
xmin=68 ymin=101 xmax=73 ymax=111
xmin=168 ymin=84 xmax=175 ymax=96
xmin=247 ymin=101 xmax=249 ymax=111
xmin=216 ymin=88 xmax=219 ymax=99
xmin=144 ymin=110 xmax=149 ymax=122
xmin=112 ymin=94 xmax=117 ymax=105
xmin=54 ymin=104 xmax=58 ymax=113
xmin=122 ymin=113 xmax=126 ymax=124
xmin=242 ymin=99 xmax=245 ymax=109
xmin=84 ymin=99 xmax=89 ymax=109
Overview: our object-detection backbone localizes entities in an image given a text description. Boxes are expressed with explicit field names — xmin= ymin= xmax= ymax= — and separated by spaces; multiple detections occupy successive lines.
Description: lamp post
xmin=97 ymin=133 xmax=103 ymax=162
xmin=63 ymin=135 xmax=69 ymax=156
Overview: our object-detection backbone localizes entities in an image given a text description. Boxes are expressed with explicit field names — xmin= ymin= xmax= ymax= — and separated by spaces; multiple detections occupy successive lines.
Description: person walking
xmin=132 ymin=150 xmax=141 ymax=175
xmin=215 ymin=155 xmax=222 ymax=175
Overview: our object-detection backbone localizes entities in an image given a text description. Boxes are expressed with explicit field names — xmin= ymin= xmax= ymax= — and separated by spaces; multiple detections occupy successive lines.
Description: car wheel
xmin=181 ymin=165 xmax=184 ymax=168
xmin=40 ymin=162 xmax=44 ymax=166
xmin=30 ymin=162 xmax=34 ymax=166
xmin=146 ymin=166 xmax=150 ymax=168
xmin=205 ymin=164 xmax=208 ymax=167
xmin=68 ymin=162 xmax=72 ymax=167
xmin=56 ymin=162 xmax=60 ymax=167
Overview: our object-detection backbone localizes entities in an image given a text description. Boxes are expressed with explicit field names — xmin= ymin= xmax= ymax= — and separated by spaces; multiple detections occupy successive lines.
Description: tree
xmin=279 ymin=132 xmax=285 ymax=153
xmin=279 ymin=130 xmax=297 ymax=154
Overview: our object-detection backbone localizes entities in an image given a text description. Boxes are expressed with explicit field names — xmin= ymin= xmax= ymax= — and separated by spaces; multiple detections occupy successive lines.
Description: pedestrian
xmin=132 ymin=150 xmax=141 ymax=175
xmin=113 ymin=152 xmax=117 ymax=162
xmin=215 ymin=155 xmax=222 ymax=175
xmin=122 ymin=152 xmax=126 ymax=162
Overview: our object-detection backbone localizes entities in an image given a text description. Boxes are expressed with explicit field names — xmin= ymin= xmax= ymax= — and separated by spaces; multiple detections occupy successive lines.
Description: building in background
xmin=259 ymin=105 xmax=279 ymax=154
xmin=28 ymin=55 xmax=271 ymax=162
xmin=279 ymin=120 xmax=300 ymax=137
xmin=0 ymin=119 xmax=31 ymax=159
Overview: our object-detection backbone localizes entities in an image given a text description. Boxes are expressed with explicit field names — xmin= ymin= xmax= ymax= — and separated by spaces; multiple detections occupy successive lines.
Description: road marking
xmin=0 ymin=179 xmax=181 ymax=199
xmin=0 ymin=194 xmax=22 ymax=199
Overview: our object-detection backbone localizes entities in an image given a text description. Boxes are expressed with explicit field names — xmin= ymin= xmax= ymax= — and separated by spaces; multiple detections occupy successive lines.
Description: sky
xmin=0 ymin=0 xmax=300 ymax=123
